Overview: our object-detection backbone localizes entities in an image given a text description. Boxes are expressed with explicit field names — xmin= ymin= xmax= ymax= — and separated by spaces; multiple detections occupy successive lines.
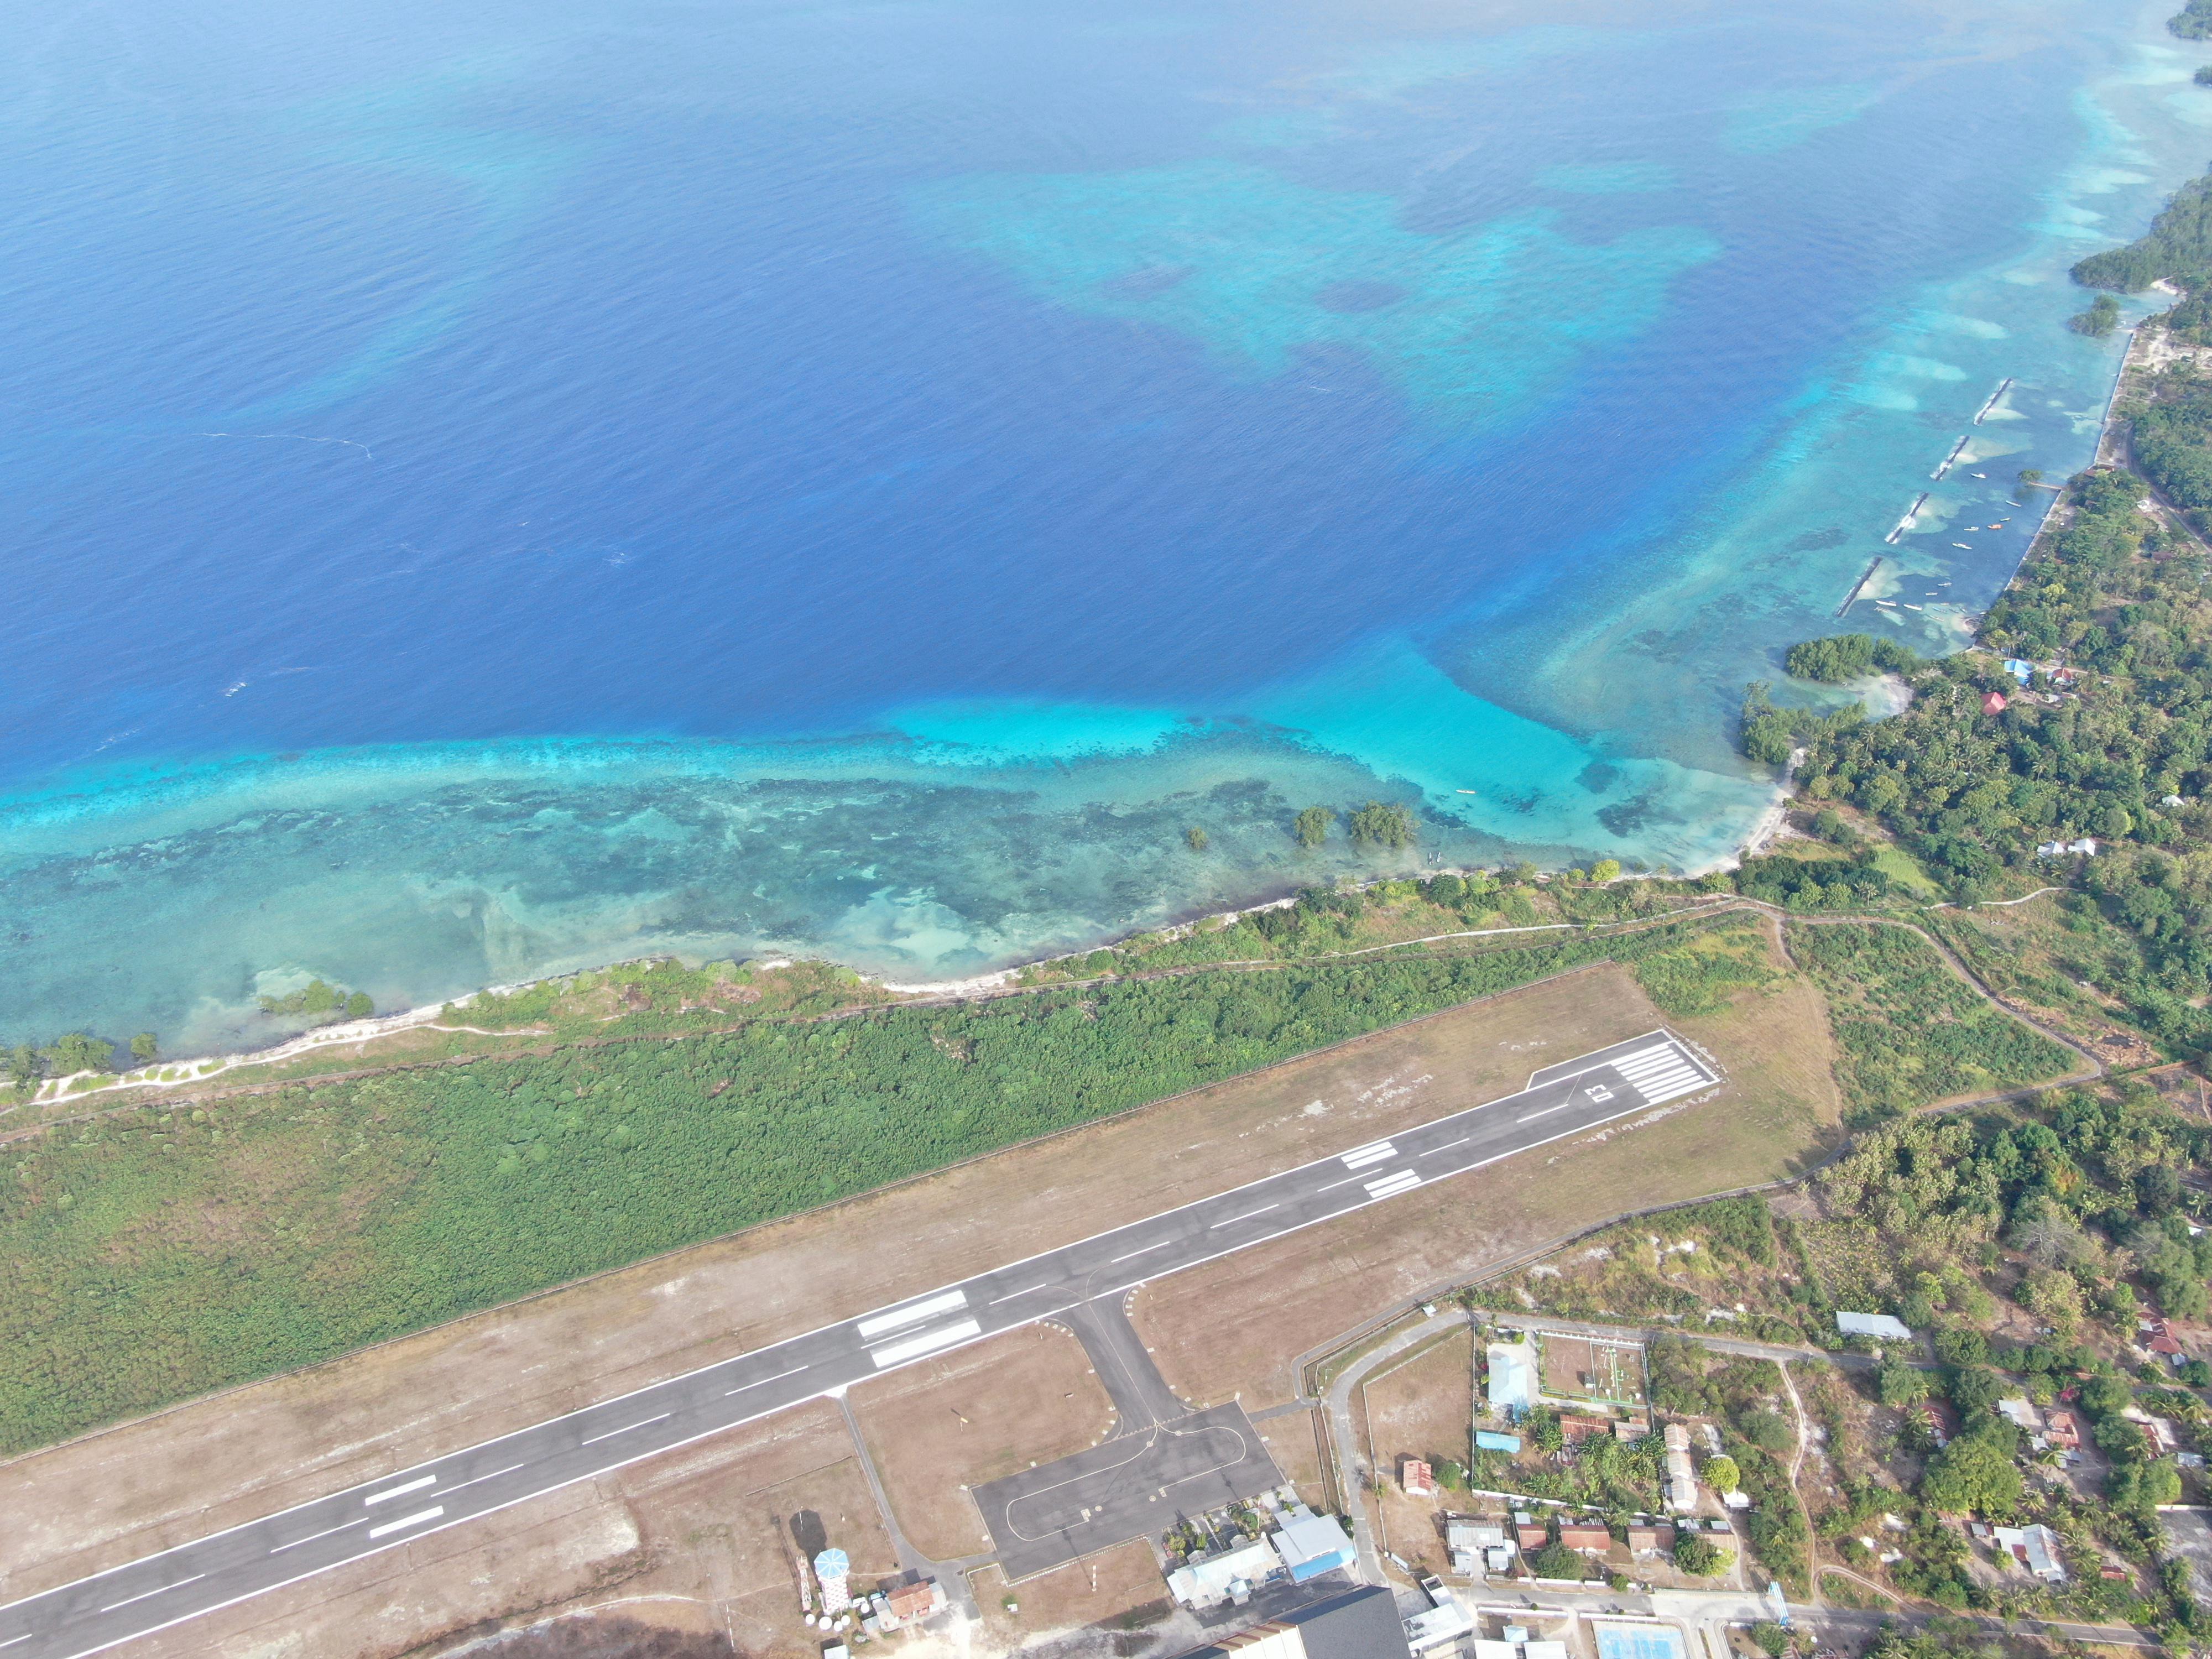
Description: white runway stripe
xmin=869 ymin=1318 xmax=982 ymax=1368
xmin=1339 ymin=1141 xmax=1397 ymax=1170
xmin=855 ymin=1289 xmax=968 ymax=1340
xmin=1363 ymin=1169 xmax=1421 ymax=1199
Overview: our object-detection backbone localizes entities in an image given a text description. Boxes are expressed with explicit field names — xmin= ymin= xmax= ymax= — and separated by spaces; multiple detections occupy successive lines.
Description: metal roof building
xmin=1174 ymin=1585 xmax=1411 ymax=1658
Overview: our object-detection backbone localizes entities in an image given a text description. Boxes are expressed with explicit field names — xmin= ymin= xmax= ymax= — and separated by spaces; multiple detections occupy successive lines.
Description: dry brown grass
xmin=846 ymin=1323 xmax=1114 ymax=1561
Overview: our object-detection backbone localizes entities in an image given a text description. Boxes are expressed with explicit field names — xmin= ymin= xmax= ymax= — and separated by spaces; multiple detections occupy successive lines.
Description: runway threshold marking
xmin=1338 ymin=1141 xmax=1396 ymax=1170
xmin=362 ymin=1475 xmax=437 ymax=1506
xmin=579 ymin=1412 xmax=669 ymax=1447
xmin=725 ymin=1365 xmax=808 ymax=1396
xmin=364 ymin=1507 xmax=444 ymax=1541
xmin=95 ymin=1579 xmax=201 ymax=1616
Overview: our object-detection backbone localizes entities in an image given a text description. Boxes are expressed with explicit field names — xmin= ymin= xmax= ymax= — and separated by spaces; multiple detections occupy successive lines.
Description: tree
xmin=1879 ymin=1360 xmax=1933 ymax=1407
xmin=1292 ymin=806 xmax=1334 ymax=850
xmin=1185 ymin=826 xmax=1209 ymax=852
xmin=1528 ymin=1407 xmax=1566 ymax=1453
xmin=44 ymin=1033 xmax=113 ymax=1076
xmin=1919 ymin=1428 xmax=2023 ymax=1518
xmin=345 ymin=992 xmax=373 ymax=1019
xmin=1530 ymin=1540 xmax=1585 ymax=1579
xmin=1348 ymin=800 xmax=1417 ymax=851
xmin=1674 ymin=1532 xmax=1729 ymax=1576
xmin=129 ymin=1034 xmax=157 ymax=1064
xmin=1590 ymin=859 xmax=1621 ymax=883
xmin=2069 ymin=294 xmax=2122 ymax=338
xmin=1702 ymin=1453 xmax=1740 ymax=1495
xmin=1752 ymin=1623 xmax=1792 ymax=1659
xmin=7 ymin=1043 xmax=45 ymax=1086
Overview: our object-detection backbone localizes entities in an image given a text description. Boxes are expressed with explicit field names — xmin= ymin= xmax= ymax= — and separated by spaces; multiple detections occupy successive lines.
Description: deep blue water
xmin=2 ymin=0 xmax=2207 ymax=1050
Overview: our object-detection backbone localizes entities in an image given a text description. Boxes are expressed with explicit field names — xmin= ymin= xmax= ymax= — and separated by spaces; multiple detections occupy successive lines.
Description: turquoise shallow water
xmin=2 ymin=0 xmax=2208 ymax=1051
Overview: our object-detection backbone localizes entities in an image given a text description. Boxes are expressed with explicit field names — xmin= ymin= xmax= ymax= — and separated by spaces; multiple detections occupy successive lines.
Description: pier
xmin=1835 ymin=555 xmax=1882 ymax=617
xmin=1885 ymin=491 xmax=1928 ymax=545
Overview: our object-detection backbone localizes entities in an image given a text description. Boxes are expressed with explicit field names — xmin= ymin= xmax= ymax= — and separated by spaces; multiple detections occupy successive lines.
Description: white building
xmin=1168 ymin=1538 xmax=1282 ymax=1608
xmin=1836 ymin=1311 xmax=1912 ymax=1342
xmin=1992 ymin=1524 xmax=2067 ymax=1584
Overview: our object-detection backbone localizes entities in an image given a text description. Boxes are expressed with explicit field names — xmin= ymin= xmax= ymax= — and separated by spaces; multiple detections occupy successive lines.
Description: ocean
xmin=2 ymin=0 xmax=2206 ymax=1051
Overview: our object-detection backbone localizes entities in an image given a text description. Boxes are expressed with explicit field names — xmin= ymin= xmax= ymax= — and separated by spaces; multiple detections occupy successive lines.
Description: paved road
xmin=0 ymin=1030 xmax=1718 ymax=1659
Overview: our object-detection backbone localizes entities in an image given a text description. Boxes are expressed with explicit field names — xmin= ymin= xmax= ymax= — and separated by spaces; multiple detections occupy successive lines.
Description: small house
xmin=2044 ymin=1410 xmax=2080 ymax=1450
xmin=1627 ymin=1524 xmax=1675 ymax=1556
xmin=1402 ymin=1458 xmax=1438 ymax=1499
xmin=1982 ymin=691 xmax=2008 ymax=716
xmin=1557 ymin=1524 xmax=1612 ymax=1554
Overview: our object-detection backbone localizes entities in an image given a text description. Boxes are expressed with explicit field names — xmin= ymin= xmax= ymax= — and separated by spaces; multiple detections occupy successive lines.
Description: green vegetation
xmin=1786 ymin=924 xmax=2075 ymax=1122
xmin=2072 ymin=170 xmax=2212 ymax=291
xmin=256 ymin=978 xmax=372 ymax=1022
xmin=7 ymin=1032 xmax=116 ymax=1088
xmin=2198 ymin=63 xmax=2212 ymax=87
xmin=2176 ymin=0 xmax=2212 ymax=40
xmin=0 ymin=916 xmax=1755 ymax=1454
xmin=1673 ymin=1532 xmax=1729 ymax=1576
xmin=2069 ymin=293 xmax=2122 ymax=339
xmin=1292 ymin=805 xmax=1334 ymax=849
xmin=1783 ymin=633 xmax=1918 ymax=685
xmin=1185 ymin=826 xmax=1208 ymax=852
xmin=1347 ymin=799 xmax=1417 ymax=850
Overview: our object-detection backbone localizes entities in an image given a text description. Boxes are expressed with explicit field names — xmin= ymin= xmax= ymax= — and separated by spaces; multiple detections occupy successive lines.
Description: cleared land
xmin=105 ymin=1399 xmax=891 ymax=1659
xmin=846 ymin=1323 xmax=1115 ymax=1562
xmin=1357 ymin=1329 xmax=1475 ymax=1578
xmin=0 ymin=961 xmax=1729 ymax=1652
xmin=1130 ymin=932 xmax=1844 ymax=1407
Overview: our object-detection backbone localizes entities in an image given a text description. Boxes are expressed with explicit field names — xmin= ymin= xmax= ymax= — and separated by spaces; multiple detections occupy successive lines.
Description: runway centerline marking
xmin=1108 ymin=1239 xmax=1173 ymax=1264
xmin=365 ymin=1507 xmax=444 ymax=1541
xmin=724 ymin=1366 xmax=808 ymax=1396
xmin=1209 ymin=1204 xmax=1278 ymax=1229
xmin=1516 ymin=1100 xmax=1574 ymax=1124
xmin=1420 ymin=1136 xmax=1471 ymax=1157
xmin=989 ymin=1283 xmax=1050 ymax=1305
xmin=579 ymin=1412 xmax=670 ymax=1447
xmin=97 ymin=1577 xmax=203 ymax=1615
xmin=1314 ymin=1173 xmax=1364 ymax=1192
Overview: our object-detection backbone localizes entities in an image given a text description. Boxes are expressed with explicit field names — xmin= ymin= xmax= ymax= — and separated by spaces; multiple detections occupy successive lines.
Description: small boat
xmin=1904 ymin=604 xmax=1923 ymax=611
xmin=1875 ymin=599 xmax=1898 ymax=607
xmin=1970 ymin=472 xmax=1987 ymax=478
xmin=1952 ymin=541 xmax=1973 ymax=549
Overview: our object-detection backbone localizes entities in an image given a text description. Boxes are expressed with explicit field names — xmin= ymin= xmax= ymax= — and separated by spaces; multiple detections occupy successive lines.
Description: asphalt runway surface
xmin=0 ymin=1029 xmax=1718 ymax=1658
xmin=973 ymin=1295 xmax=1283 ymax=1582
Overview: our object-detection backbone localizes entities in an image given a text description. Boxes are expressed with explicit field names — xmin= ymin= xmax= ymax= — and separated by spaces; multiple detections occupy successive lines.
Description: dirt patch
xmin=1357 ymin=1329 xmax=1474 ymax=1577
xmin=1253 ymin=1410 xmax=1330 ymax=1510
xmin=969 ymin=1538 xmax=1179 ymax=1651
xmin=82 ymin=1402 xmax=891 ymax=1659
xmin=846 ymin=1323 xmax=1114 ymax=1561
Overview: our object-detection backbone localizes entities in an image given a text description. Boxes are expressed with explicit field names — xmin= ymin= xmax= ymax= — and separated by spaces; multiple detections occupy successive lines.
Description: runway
xmin=0 ymin=1029 xmax=1718 ymax=1659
